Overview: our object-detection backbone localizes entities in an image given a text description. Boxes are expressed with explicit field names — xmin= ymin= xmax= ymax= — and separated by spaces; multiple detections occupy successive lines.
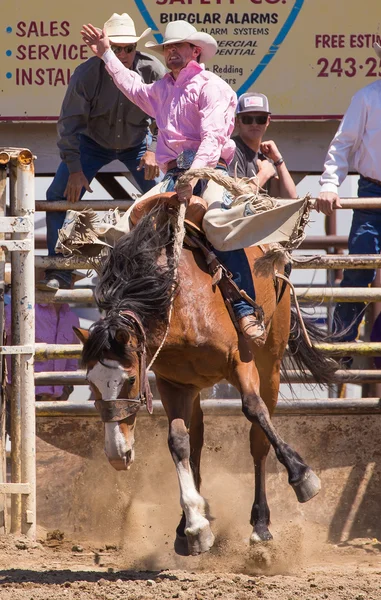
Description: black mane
xmin=97 ymin=205 xmax=176 ymax=317
xmin=82 ymin=206 xmax=177 ymax=365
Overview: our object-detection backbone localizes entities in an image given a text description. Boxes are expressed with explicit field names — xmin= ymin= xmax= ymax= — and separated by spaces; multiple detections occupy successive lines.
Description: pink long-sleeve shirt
xmin=102 ymin=50 xmax=237 ymax=171
xmin=5 ymin=303 xmax=80 ymax=397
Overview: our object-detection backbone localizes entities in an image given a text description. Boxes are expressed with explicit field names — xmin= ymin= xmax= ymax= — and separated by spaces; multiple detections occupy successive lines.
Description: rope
xmin=178 ymin=167 xmax=277 ymax=212
xmin=291 ymin=254 xmax=322 ymax=264
xmin=275 ymin=272 xmax=313 ymax=348
xmin=146 ymin=202 xmax=187 ymax=372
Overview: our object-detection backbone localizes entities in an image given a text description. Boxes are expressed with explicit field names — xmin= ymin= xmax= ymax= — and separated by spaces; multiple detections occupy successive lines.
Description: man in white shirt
xmin=316 ymin=42 xmax=381 ymax=342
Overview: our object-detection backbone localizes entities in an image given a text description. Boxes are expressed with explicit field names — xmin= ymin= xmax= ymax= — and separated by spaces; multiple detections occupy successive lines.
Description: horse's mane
xmin=95 ymin=205 xmax=177 ymax=328
xmin=82 ymin=206 xmax=177 ymax=365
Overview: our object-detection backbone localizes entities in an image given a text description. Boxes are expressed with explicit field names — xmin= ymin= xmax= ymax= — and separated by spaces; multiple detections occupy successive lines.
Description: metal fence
xmin=0 ymin=148 xmax=35 ymax=538
xmin=4 ymin=166 xmax=381 ymax=539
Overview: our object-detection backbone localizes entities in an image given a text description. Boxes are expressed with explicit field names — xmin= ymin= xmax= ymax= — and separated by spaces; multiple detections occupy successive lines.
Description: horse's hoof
xmin=291 ymin=468 xmax=321 ymax=503
xmin=186 ymin=524 xmax=215 ymax=555
xmin=174 ymin=534 xmax=189 ymax=556
xmin=250 ymin=529 xmax=273 ymax=544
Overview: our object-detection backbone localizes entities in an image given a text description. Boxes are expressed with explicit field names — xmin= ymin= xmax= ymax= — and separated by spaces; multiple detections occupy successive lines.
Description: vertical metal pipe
xmin=370 ymin=269 xmax=381 ymax=398
xmin=16 ymin=151 xmax=35 ymax=538
xmin=9 ymin=159 xmax=22 ymax=533
xmin=325 ymin=213 xmax=338 ymax=398
xmin=0 ymin=166 xmax=7 ymax=533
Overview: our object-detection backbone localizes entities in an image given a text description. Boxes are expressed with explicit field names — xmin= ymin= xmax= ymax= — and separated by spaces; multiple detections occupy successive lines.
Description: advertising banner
xmin=0 ymin=0 xmax=380 ymax=120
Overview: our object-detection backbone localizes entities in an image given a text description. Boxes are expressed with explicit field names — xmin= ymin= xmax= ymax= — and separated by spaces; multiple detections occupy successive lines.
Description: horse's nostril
xmin=125 ymin=449 xmax=132 ymax=463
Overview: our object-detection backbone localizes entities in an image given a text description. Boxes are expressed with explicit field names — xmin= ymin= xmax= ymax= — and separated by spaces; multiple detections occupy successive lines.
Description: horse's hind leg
xmin=243 ymin=362 xmax=320 ymax=501
xmin=175 ymin=394 xmax=205 ymax=554
xmin=156 ymin=378 xmax=214 ymax=556
xmin=232 ymin=361 xmax=321 ymax=539
xmin=249 ymin=423 xmax=272 ymax=543
xmin=248 ymin=351 xmax=285 ymax=543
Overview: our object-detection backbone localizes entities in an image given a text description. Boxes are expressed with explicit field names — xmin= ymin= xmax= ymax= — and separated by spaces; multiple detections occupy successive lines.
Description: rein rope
xmin=178 ymin=167 xmax=277 ymax=212
xmin=146 ymin=202 xmax=187 ymax=373
xmin=274 ymin=272 xmax=313 ymax=348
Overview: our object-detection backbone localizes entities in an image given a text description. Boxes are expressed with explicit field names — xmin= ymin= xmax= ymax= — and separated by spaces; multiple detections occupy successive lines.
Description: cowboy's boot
xmin=239 ymin=313 xmax=267 ymax=348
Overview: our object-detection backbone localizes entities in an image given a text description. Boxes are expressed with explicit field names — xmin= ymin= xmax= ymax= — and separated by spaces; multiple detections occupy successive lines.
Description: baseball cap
xmin=236 ymin=93 xmax=271 ymax=115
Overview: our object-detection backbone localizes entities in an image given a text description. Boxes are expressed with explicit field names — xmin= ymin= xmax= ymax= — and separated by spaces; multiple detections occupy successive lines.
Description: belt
xmin=362 ymin=175 xmax=381 ymax=187
xmin=166 ymin=157 xmax=227 ymax=171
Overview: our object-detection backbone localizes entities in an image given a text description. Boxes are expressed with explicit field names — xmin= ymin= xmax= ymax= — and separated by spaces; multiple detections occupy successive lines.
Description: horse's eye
xmin=128 ymin=376 xmax=136 ymax=385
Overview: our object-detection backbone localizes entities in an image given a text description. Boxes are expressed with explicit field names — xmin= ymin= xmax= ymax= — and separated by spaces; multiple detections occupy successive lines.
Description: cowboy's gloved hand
xmin=64 ymin=171 xmax=93 ymax=203
xmin=81 ymin=24 xmax=110 ymax=58
xmin=137 ymin=151 xmax=160 ymax=180
xmin=315 ymin=192 xmax=342 ymax=216
xmin=176 ymin=178 xmax=198 ymax=203
xmin=256 ymin=158 xmax=276 ymax=187
xmin=260 ymin=140 xmax=282 ymax=163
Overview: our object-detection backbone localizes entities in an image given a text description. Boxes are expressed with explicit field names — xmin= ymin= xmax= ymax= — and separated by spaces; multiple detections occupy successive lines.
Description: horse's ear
xmin=115 ymin=329 xmax=130 ymax=345
xmin=73 ymin=327 xmax=89 ymax=345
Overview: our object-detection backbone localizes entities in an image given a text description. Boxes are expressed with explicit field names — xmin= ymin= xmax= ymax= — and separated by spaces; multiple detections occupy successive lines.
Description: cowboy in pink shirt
xmin=81 ymin=20 xmax=266 ymax=344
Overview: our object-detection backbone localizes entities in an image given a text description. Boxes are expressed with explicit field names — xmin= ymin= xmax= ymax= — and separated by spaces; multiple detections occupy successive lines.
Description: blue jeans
xmin=46 ymin=134 xmax=160 ymax=283
xmin=163 ymin=165 xmax=255 ymax=320
xmin=213 ymin=248 xmax=255 ymax=318
xmin=333 ymin=176 xmax=381 ymax=341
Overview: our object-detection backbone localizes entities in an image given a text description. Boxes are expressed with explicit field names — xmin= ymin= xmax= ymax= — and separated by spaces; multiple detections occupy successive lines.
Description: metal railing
xmin=0 ymin=148 xmax=35 ymax=538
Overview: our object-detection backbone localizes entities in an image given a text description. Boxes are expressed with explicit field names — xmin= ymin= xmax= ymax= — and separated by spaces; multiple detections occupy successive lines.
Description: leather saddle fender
xmin=129 ymin=192 xmax=208 ymax=229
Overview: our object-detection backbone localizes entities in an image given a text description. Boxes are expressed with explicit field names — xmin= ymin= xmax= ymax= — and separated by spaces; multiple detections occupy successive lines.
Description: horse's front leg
xmin=175 ymin=394 xmax=206 ymax=554
xmin=156 ymin=379 xmax=214 ymax=555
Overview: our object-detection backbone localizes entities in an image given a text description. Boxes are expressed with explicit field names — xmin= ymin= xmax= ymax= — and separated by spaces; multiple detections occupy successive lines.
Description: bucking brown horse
xmin=75 ymin=200 xmax=336 ymax=556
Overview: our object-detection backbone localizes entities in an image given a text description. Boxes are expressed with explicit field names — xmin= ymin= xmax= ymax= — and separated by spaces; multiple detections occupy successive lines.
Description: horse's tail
xmin=287 ymin=306 xmax=339 ymax=386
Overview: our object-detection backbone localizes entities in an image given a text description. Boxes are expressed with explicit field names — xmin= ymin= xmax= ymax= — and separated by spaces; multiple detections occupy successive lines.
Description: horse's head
xmin=74 ymin=313 xmax=147 ymax=471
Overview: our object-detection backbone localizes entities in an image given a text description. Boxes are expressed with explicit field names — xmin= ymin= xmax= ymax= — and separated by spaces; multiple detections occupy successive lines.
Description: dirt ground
xmin=0 ymin=529 xmax=380 ymax=600
xmin=19 ymin=413 xmax=381 ymax=599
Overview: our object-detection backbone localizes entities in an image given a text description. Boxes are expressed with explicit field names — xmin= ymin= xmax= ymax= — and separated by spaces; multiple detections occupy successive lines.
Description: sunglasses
xmin=111 ymin=44 xmax=137 ymax=55
xmin=239 ymin=115 xmax=268 ymax=125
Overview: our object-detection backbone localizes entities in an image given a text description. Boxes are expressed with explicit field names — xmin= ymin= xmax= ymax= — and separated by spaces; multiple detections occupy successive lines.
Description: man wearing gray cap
xmin=229 ymin=92 xmax=297 ymax=199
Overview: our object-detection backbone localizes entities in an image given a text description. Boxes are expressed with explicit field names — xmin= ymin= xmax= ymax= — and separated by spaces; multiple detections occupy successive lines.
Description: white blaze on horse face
xmin=87 ymin=360 xmax=135 ymax=467
xmin=87 ymin=360 xmax=126 ymax=400
xmin=105 ymin=422 xmax=135 ymax=468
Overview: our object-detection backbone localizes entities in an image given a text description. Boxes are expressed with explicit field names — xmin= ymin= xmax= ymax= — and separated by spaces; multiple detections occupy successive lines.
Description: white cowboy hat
xmin=104 ymin=13 xmax=151 ymax=44
xmin=374 ymin=42 xmax=381 ymax=59
xmin=145 ymin=20 xmax=217 ymax=63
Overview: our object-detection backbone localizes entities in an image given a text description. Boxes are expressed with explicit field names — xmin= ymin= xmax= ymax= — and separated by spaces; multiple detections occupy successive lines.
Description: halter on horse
xmin=75 ymin=202 xmax=337 ymax=555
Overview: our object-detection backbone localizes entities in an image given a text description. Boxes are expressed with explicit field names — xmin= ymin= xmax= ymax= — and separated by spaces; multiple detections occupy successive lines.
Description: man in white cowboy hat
xmin=80 ymin=19 xmax=275 ymax=344
xmin=316 ymin=42 xmax=381 ymax=345
xmin=39 ymin=13 xmax=166 ymax=292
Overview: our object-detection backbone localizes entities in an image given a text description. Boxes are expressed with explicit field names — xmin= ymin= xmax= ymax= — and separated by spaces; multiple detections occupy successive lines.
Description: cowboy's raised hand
xmin=81 ymin=24 xmax=110 ymax=58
